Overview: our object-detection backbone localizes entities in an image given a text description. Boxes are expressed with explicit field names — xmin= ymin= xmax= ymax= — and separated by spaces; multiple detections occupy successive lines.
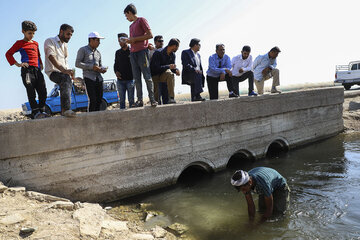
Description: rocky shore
xmin=0 ymin=182 xmax=191 ymax=240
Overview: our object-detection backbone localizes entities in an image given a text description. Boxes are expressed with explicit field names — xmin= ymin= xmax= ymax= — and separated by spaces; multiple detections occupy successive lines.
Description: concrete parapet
xmin=0 ymin=87 xmax=344 ymax=202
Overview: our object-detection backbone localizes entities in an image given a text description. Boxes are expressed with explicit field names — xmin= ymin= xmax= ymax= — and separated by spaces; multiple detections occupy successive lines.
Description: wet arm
xmin=244 ymin=192 xmax=256 ymax=221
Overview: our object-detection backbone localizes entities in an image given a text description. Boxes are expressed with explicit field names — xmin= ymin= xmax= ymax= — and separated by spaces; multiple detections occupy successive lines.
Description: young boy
xmin=5 ymin=21 xmax=48 ymax=119
xmin=114 ymin=33 xmax=135 ymax=109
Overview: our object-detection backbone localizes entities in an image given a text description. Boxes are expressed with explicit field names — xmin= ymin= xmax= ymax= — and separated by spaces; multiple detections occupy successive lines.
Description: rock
xmin=73 ymin=203 xmax=105 ymax=239
xmin=0 ymin=185 xmax=7 ymax=193
xmin=7 ymin=187 xmax=26 ymax=193
xmin=74 ymin=201 xmax=84 ymax=210
xmin=129 ymin=233 xmax=154 ymax=240
xmin=0 ymin=213 xmax=25 ymax=225
xmin=26 ymin=191 xmax=71 ymax=202
xmin=48 ymin=201 xmax=74 ymax=210
xmin=104 ymin=206 xmax=112 ymax=211
xmin=20 ymin=227 xmax=36 ymax=234
xmin=101 ymin=219 xmax=128 ymax=232
xmin=166 ymin=223 xmax=189 ymax=236
xmin=152 ymin=226 xmax=167 ymax=238
xmin=138 ymin=203 xmax=152 ymax=210
xmin=145 ymin=212 xmax=156 ymax=222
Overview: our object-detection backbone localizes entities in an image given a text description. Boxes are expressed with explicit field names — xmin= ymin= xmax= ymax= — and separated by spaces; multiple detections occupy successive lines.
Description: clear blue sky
xmin=1 ymin=0 xmax=359 ymax=109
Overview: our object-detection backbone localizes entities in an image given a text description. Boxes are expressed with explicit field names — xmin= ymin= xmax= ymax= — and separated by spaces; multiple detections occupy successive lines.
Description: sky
xmin=1 ymin=0 xmax=360 ymax=109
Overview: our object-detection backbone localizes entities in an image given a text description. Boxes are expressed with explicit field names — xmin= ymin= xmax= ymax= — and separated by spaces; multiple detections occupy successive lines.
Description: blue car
xmin=22 ymin=79 xmax=119 ymax=116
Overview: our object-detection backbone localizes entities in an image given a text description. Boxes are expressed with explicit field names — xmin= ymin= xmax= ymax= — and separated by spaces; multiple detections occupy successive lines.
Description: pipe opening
xmin=227 ymin=151 xmax=255 ymax=170
xmin=177 ymin=165 xmax=212 ymax=187
xmin=266 ymin=140 xmax=289 ymax=158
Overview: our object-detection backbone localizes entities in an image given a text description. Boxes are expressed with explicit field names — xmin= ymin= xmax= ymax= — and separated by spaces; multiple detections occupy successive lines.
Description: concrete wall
xmin=0 ymin=87 xmax=344 ymax=202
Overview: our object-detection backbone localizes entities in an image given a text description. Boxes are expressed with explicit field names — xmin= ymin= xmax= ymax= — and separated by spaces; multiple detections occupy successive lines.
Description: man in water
xmin=231 ymin=167 xmax=290 ymax=222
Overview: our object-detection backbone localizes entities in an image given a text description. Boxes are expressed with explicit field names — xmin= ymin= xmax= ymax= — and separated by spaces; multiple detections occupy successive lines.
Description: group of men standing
xmin=120 ymin=4 xmax=282 ymax=107
xmin=6 ymin=3 xmax=282 ymax=118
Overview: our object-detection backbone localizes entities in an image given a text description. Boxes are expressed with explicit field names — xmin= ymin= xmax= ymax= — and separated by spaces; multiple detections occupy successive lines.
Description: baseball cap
xmin=88 ymin=32 xmax=105 ymax=39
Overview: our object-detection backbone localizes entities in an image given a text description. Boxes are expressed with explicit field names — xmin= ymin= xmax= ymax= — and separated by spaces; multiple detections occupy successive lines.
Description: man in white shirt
xmin=231 ymin=45 xmax=257 ymax=96
xmin=44 ymin=24 xmax=75 ymax=117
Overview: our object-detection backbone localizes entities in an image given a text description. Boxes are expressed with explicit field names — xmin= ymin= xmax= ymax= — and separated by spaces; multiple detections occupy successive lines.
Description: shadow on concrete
xmin=349 ymin=101 xmax=360 ymax=111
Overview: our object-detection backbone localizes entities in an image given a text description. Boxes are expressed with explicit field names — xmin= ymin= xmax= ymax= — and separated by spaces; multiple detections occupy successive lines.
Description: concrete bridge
xmin=0 ymin=87 xmax=344 ymax=202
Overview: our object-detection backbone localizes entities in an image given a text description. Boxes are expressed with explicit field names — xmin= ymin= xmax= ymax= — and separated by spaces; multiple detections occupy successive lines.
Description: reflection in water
xmin=119 ymin=133 xmax=360 ymax=239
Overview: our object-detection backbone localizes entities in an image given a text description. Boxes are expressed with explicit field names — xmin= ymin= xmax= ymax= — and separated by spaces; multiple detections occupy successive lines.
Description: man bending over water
xmin=231 ymin=167 xmax=290 ymax=222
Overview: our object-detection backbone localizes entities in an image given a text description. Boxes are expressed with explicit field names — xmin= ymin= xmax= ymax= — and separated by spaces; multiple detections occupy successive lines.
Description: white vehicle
xmin=335 ymin=61 xmax=360 ymax=90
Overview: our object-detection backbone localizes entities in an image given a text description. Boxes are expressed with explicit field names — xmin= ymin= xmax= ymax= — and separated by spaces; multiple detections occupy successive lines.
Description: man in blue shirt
xmin=231 ymin=167 xmax=290 ymax=222
xmin=206 ymin=44 xmax=237 ymax=100
xmin=252 ymin=47 xmax=281 ymax=95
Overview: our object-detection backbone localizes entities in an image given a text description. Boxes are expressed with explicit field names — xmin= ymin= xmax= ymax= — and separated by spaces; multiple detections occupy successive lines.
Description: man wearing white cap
xmin=231 ymin=167 xmax=290 ymax=222
xmin=75 ymin=32 xmax=107 ymax=112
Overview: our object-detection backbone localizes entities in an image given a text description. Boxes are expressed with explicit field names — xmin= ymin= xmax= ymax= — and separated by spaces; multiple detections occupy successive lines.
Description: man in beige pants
xmin=253 ymin=47 xmax=281 ymax=95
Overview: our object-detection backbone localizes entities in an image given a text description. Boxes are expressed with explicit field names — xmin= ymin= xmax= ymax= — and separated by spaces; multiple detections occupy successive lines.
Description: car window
xmin=351 ymin=64 xmax=358 ymax=70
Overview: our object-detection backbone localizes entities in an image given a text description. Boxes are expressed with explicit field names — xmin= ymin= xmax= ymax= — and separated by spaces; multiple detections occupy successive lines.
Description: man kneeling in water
xmin=231 ymin=167 xmax=290 ymax=222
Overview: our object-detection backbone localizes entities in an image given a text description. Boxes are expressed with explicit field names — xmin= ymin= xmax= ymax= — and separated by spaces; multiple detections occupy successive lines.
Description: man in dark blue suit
xmin=181 ymin=38 xmax=205 ymax=101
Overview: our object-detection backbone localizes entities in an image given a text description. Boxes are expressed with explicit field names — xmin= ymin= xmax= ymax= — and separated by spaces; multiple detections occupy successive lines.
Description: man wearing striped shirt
xmin=231 ymin=167 xmax=290 ymax=222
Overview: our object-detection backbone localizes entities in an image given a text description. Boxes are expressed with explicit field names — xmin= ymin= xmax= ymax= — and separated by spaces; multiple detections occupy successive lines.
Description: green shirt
xmin=249 ymin=167 xmax=286 ymax=197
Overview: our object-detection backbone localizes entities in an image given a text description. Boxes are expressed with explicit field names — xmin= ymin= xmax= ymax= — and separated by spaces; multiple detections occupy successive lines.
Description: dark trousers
xmin=232 ymin=71 xmax=255 ymax=95
xmin=85 ymin=78 xmax=103 ymax=112
xmin=206 ymin=74 xmax=234 ymax=100
xmin=21 ymin=66 xmax=47 ymax=115
xmin=259 ymin=184 xmax=290 ymax=214
xmin=158 ymin=82 xmax=169 ymax=104
xmin=190 ymin=73 xmax=204 ymax=100
xmin=50 ymin=72 xmax=72 ymax=112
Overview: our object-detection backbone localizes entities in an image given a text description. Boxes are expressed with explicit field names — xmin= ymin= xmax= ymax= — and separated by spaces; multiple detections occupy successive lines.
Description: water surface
xmin=124 ymin=133 xmax=360 ymax=239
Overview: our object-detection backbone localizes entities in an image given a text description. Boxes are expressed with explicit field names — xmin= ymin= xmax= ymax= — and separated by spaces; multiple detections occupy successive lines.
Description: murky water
xmin=123 ymin=133 xmax=360 ymax=240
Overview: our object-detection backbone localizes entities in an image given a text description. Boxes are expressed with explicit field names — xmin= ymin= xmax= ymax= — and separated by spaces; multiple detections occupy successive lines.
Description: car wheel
xmin=343 ymin=84 xmax=351 ymax=90
xmin=100 ymin=99 xmax=107 ymax=111
xmin=44 ymin=105 xmax=52 ymax=115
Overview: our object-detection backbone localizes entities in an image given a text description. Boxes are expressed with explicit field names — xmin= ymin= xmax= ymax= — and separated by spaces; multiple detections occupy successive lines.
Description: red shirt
xmin=129 ymin=17 xmax=151 ymax=53
xmin=5 ymin=40 xmax=42 ymax=68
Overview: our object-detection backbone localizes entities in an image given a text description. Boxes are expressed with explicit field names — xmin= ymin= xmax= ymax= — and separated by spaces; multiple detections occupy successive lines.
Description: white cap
xmin=88 ymin=32 xmax=104 ymax=39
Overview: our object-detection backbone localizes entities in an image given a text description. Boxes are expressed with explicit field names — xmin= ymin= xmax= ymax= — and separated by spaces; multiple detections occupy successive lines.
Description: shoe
xmin=34 ymin=112 xmax=46 ymax=119
xmin=168 ymin=98 xmax=176 ymax=104
xmin=134 ymin=100 xmax=144 ymax=107
xmin=150 ymin=100 xmax=158 ymax=107
xmin=41 ymin=112 xmax=51 ymax=118
xmin=248 ymin=91 xmax=258 ymax=96
xmin=63 ymin=110 xmax=76 ymax=118
xmin=229 ymin=92 xmax=239 ymax=98
xmin=193 ymin=96 xmax=206 ymax=102
xmin=271 ymin=87 xmax=281 ymax=94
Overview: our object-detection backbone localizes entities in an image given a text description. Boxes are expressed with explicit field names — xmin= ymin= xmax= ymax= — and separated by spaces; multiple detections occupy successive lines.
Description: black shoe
xmin=229 ymin=92 xmax=239 ymax=98
xmin=193 ymin=96 xmax=206 ymax=102
xmin=135 ymin=100 xmax=144 ymax=107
